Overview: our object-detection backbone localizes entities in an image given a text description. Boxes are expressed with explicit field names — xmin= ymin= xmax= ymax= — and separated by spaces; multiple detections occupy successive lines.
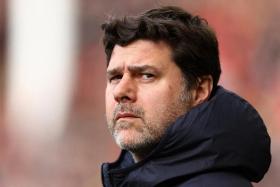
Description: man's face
xmin=106 ymin=40 xmax=193 ymax=154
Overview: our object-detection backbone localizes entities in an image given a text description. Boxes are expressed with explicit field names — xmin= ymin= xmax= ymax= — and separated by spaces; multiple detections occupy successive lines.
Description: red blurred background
xmin=0 ymin=0 xmax=279 ymax=186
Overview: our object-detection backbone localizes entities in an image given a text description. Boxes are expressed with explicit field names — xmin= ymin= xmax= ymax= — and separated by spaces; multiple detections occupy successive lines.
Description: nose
xmin=113 ymin=75 xmax=137 ymax=103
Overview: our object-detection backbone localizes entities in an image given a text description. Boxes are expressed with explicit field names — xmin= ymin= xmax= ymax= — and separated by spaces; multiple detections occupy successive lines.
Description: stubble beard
xmin=107 ymin=83 xmax=193 ymax=157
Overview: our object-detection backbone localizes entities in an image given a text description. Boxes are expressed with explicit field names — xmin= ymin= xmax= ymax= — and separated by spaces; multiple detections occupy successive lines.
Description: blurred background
xmin=0 ymin=0 xmax=280 ymax=186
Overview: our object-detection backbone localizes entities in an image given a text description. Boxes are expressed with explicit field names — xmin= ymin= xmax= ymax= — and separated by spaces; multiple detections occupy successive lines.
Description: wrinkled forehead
xmin=107 ymin=39 xmax=173 ymax=70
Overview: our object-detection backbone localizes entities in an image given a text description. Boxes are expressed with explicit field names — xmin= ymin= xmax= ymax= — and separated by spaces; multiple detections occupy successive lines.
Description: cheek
xmin=141 ymin=87 xmax=173 ymax=114
xmin=105 ymin=88 xmax=115 ymax=118
xmin=148 ymin=84 xmax=183 ymax=112
xmin=147 ymin=84 xmax=175 ymax=102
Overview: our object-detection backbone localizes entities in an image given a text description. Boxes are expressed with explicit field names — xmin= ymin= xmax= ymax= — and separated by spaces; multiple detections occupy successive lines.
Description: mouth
xmin=115 ymin=112 xmax=139 ymax=121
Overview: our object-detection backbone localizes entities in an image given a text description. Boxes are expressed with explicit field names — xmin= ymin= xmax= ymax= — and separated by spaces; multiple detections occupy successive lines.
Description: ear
xmin=191 ymin=75 xmax=213 ymax=106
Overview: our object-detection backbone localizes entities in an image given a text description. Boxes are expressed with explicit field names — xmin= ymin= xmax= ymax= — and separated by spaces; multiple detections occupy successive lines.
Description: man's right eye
xmin=109 ymin=75 xmax=122 ymax=83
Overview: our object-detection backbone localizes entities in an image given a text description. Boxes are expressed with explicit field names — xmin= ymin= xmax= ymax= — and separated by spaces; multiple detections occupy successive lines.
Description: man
xmin=101 ymin=6 xmax=271 ymax=187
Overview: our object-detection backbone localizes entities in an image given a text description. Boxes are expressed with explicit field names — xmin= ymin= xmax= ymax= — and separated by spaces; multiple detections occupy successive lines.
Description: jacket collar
xmin=102 ymin=86 xmax=271 ymax=186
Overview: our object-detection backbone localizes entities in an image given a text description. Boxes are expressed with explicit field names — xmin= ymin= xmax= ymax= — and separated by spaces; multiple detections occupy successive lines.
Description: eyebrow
xmin=127 ymin=65 xmax=158 ymax=73
xmin=106 ymin=67 xmax=123 ymax=78
xmin=106 ymin=65 xmax=159 ymax=77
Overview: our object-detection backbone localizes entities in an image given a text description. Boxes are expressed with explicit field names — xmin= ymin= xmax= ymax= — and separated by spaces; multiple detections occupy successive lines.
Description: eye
xmin=109 ymin=74 xmax=122 ymax=83
xmin=142 ymin=73 xmax=154 ymax=80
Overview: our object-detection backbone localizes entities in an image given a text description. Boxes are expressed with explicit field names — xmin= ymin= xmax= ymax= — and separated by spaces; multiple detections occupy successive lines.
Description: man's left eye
xmin=142 ymin=73 xmax=154 ymax=79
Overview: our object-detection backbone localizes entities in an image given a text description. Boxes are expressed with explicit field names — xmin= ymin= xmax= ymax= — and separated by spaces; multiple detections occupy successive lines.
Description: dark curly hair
xmin=101 ymin=6 xmax=221 ymax=90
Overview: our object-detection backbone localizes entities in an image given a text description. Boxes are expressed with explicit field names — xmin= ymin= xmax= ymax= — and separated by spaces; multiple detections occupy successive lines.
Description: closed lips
xmin=115 ymin=113 xmax=138 ymax=120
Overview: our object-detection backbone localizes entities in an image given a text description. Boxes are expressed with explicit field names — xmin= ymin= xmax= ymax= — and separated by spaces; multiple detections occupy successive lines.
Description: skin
xmin=105 ymin=39 xmax=213 ymax=162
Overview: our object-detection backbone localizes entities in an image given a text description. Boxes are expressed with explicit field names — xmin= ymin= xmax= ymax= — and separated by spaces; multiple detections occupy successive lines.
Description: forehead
xmin=107 ymin=40 xmax=173 ymax=70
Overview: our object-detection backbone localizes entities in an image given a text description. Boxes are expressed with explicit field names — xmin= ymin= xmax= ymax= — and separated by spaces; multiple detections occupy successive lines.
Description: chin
xmin=114 ymin=129 xmax=144 ymax=150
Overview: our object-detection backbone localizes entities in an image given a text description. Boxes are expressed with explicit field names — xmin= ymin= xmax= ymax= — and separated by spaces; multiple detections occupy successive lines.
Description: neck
xmin=130 ymin=152 xmax=147 ymax=163
xmin=129 ymin=144 xmax=156 ymax=163
xmin=131 ymin=152 xmax=146 ymax=163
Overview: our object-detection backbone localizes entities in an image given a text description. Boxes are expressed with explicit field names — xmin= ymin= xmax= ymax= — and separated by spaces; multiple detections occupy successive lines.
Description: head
xmin=102 ymin=6 xmax=221 ymax=161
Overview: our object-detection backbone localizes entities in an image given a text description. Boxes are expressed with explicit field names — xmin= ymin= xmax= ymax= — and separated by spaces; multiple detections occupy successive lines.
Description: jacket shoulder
xmin=157 ymin=172 xmax=253 ymax=187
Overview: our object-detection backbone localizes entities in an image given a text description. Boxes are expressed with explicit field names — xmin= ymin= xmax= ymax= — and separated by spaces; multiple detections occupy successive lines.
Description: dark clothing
xmin=101 ymin=86 xmax=271 ymax=187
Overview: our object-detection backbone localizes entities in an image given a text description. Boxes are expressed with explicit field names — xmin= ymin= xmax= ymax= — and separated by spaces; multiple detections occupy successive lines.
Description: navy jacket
xmin=101 ymin=86 xmax=271 ymax=187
